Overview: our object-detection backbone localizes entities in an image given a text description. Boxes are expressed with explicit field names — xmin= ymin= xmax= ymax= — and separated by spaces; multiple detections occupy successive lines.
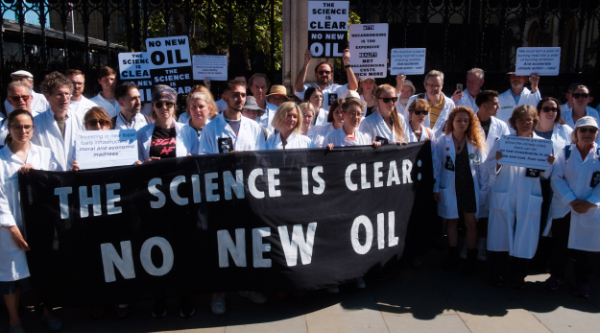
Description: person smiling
xmin=308 ymin=98 xmax=344 ymax=147
xmin=265 ymin=102 xmax=315 ymax=150
xmin=324 ymin=99 xmax=381 ymax=148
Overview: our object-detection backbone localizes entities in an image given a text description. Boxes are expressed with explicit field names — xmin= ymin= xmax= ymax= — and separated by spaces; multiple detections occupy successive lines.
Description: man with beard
xmin=294 ymin=48 xmax=358 ymax=111
xmin=454 ymin=68 xmax=485 ymax=113
xmin=496 ymin=72 xmax=540 ymax=124
xmin=113 ymin=83 xmax=151 ymax=130
xmin=395 ymin=74 xmax=416 ymax=116
xmin=65 ymin=69 xmax=98 ymax=116
xmin=3 ymin=70 xmax=49 ymax=115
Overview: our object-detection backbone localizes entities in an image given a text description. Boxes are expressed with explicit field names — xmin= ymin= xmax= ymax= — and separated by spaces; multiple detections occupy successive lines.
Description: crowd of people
xmin=0 ymin=48 xmax=599 ymax=332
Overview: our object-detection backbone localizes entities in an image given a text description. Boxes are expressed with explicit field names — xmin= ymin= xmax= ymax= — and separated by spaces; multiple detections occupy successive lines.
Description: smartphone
xmin=456 ymin=83 xmax=463 ymax=91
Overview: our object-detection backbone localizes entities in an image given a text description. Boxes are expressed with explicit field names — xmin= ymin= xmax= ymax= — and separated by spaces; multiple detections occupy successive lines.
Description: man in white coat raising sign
xmin=496 ymin=71 xmax=541 ymax=124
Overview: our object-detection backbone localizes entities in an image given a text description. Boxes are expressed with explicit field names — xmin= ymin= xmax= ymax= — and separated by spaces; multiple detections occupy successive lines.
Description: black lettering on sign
xmin=525 ymin=168 xmax=540 ymax=178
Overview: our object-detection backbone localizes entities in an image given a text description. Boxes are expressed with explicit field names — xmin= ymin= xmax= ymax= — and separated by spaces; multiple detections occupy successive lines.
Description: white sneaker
xmin=327 ymin=285 xmax=340 ymax=293
xmin=210 ymin=293 xmax=226 ymax=315
xmin=239 ymin=291 xmax=267 ymax=304
xmin=477 ymin=238 xmax=487 ymax=262
xmin=355 ymin=278 xmax=366 ymax=289
xmin=460 ymin=242 xmax=468 ymax=260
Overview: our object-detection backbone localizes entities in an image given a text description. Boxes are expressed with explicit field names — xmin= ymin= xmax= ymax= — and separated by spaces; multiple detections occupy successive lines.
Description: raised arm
xmin=294 ymin=49 xmax=313 ymax=93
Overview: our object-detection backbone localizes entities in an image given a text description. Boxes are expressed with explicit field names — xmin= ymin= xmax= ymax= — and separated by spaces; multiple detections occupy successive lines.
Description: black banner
xmin=20 ymin=143 xmax=434 ymax=307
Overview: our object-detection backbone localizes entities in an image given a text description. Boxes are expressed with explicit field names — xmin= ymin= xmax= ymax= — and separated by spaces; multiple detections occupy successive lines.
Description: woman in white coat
xmin=308 ymin=98 xmax=344 ymax=147
xmin=561 ymin=85 xmax=600 ymax=145
xmin=433 ymin=106 xmax=488 ymax=274
xmin=359 ymin=84 xmax=408 ymax=145
xmin=299 ymin=102 xmax=315 ymax=136
xmin=187 ymin=91 xmax=217 ymax=137
xmin=265 ymin=102 xmax=315 ymax=150
xmin=324 ymin=99 xmax=381 ymax=148
xmin=406 ymin=98 xmax=434 ymax=143
xmin=302 ymin=86 xmax=328 ymax=126
xmin=544 ymin=117 xmax=600 ymax=297
xmin=485 ymin=105 xmax=554 ymax=289
xmin=178 ymin=84 xmax=217 ymax=126
xmin=137 ymin=85 xmax=199 ymax=162
xmin=0 ymin=110 xmax=62 ymax=332
xmin=358 ymin=77 xmax=376 ymax=117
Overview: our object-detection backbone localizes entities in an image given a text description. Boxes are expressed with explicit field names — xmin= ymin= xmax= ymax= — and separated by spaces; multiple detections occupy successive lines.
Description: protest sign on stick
xmin=515 ymin=47 xmax=561 ymax=76
xmin=390 ymin=49 xmax=426 ymax=75
xmin=192 ymin=55 xmax=228 ymax=81
xmin=348 ymin=23 xmax=388 ymax=78
xmin=146 ymin=36 xmax=193 ymax=94
xmin=498 ymin=136 xmax=553 ymax=170
xmin=307 ymin=1 xmax=349 ymax=58
xmin=75 ymin=129 xmax=138 ymax=170
xmin=118 ymin=52 xmax=152 ymax=102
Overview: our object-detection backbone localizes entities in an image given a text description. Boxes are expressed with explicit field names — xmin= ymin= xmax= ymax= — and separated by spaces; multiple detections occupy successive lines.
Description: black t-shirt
xmin=480 ymin=119 xmax=491 ymax=138
xmin=366 ymin=106 xmax=375 ymax=117
xmin=150 ymin=126 xmax=177 ymax=158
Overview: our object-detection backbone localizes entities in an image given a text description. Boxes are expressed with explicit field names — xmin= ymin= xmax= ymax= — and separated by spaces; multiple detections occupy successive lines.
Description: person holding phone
xmin=453 ymin=68 xmax=485 ymax=113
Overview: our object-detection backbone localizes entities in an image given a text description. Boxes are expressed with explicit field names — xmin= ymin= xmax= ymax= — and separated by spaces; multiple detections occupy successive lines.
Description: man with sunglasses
xmin=561 ymin=85 xmax=600 ymax=144
xmin=293 ymin=48 xmax=358 ymax=111
xmin=496 ymin=72 xmax=541 ymax=124
xmin=3 ymin=70 xmax=49 ymax=116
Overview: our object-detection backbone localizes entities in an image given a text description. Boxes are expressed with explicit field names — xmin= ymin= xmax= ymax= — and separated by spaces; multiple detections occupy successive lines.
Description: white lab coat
xmin=90 ymin=92 xmax=121 ymax=118
xmin=405 ymin=124 xmax=434 ymax=143
xmin=215 ymin=99 xmax=226 ymax=113
xmin=31 ymin=107 xmax=84 ymax=171
xmin=545 ymin=123 xmax=573 ymax=156
xmin=137 ymin=122 xmax=200 ymax=161
xmin=4 ymin=90 xmax=49 ymax=116
xmin=359 ymin=109 xmax=408 ymax=143
xmin=485 ymin=134 xmax=550 ymax=259
xmin=323 ymin=127 xmax=372 ymax=146
xmin=265 ymin=131 xmax=315 ymax=150
xmin=295 ymin=83 xmax=350 ymax=111
xmin=114 ymin=112 xmax=150 ymax=131
xmin=0 ymin=144 xmax=58 ymax=281
xmin=456 ymin=89 xmax=480 ymax=113
xmin=561 ymin=107 xmax=600 ymax=144
xmin=547 ymin=143 xmax=600 ymax=251
xmin=433 ymin=134 xmax=488 ymax=219
xmin=69 ymin=96 xmax=98 ymax=117
xmin=313 ymin=108 xmax=329 ymax=127
xmin=199 ymin=112 xmax=266 ymax=154
xmin=257 ymin=101 xmax=278 ymax=133
xmin=496 ymin=87 xmax=541 ymax=124
xmin=307 ymin=123 xmax=335 ymax=148
xmin=406 ymin=93 xmax=455 ymax=139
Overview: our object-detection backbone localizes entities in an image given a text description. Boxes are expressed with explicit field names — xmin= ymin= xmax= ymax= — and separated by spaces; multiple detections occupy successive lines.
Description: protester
xmin=248 ymin=73 xmax=277 ymax=131
xmin=186 ymin=91 xmax=217 ymax=138
xmin=395 ymin=75 xmax=416 ymax=116
xmin=0 ymin=109 xmax=62 ymax=332
xmin=406 ymin=70 xmax=456 ymax=138
xmin=485 ymin=105 xmax=554 ymax=289
xmin=325 ymin=98 xmax=381 ymax=147
xmin=358 ymin=78 xmax=377 ymax=117
xmin=265 ymin=102 xmax=315 ymax=149
xmin=433 ymin=106 xmax=487 ymax=274
xmin=359 ymin=84 xmax=408 ymax=144
xmin=454 ymin=68 xmax=484 ymax=113
xmin=307 ymin=98 xmax=344 ymax=148
xmin=294 ymin=49 xmax=358 ymax=110
xmin=241 ymin=96 xmax=269 ymax=140
xmin=32 ymin=72 xmax=84 ymax=171
xmin=298 ymin=102 xmax=315 ymax=136
xmin=3 ymin=70 xmax=49 ymax=115
xmin=178 ymin=85 xmax=217 ymax=125
xmin=496 ymin=72 xmax=540 ymax=124
xmin=65 ymin=69 xmax=98 ymax=116
xmin=0 ymin=82 xmax=35 ymax=142
xmin=90 ymin=66 xmax=120 ymax=118
xmin=302 ymin=86 xmax=329 ymax=127
xmin=560 ymin=85 xmax=600 ymax=144
xmin=405 ymin=99 xmax=434 ymax=143
xmin=545 ymin=117 xmax=600 ymax=297
xmin=560 ymin=82 xmax=582 ymax=112
xmin=211 ymin=74 xmax=246 ymax=113
xmin=113 ymin=83 xmax=151 ymax=130
xmin=266 ymin=85 xmax=290 ymax=107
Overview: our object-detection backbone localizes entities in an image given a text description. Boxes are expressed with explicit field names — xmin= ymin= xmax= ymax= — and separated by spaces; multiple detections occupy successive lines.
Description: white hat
xmin=574 ymin=117 xmax=599 ymax=129
xmin=346 ymin=90 xmax=360 ymax=99
xmin=11 ymin=70 xmax=33 ymax=79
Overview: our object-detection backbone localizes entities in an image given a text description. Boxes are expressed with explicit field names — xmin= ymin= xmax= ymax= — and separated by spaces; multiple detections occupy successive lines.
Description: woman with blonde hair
xmin=178 ymin=84 xmax=218 ymax=124
xmin=358 ymin=78 xmax=377 ymax=117
xmin=265 ymin=102 xmax=315 ymax=149
xmin=485 ymin=105 xmax=555 ymax=289
xmin=298 ymin=102 xmax=315 ymax=135
xmin=359 ymin=84 xmax=407 ymax=144
xmin=187 ymin=91 xmax=217 ymax=136
xmin=406 ymin=98 xmax=434 ymax=142
xmin=433 ymin=106 xmax=488 ymax=274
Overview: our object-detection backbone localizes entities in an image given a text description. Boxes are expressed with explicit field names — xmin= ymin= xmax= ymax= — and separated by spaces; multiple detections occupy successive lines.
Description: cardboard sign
xmin=390 ymin=49 xmax=426 ymax=75
xmin=192 ymin=55 xmax=228 ymax=81
xmin=498 ymin=136 xmax=553 ymax=170
xmin=75 ymin=129 xmax=138 ymax=170
xmin=515 ymin=47 xmax=561 ymax=76
xmin=307 ymin=1 xmax=349 ymax=58
xmin=118 ymin=52 xmax=153 ymax=102
xmin=146 ymin=36 xmax=193 ymax=94
xmin=348 ymin=23 xmax=388 ymax=78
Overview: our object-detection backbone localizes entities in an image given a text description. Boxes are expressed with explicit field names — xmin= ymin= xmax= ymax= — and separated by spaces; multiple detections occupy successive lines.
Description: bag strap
xmin=564 ymin=145 xmax=571 ymax=160
xmin=425 ymin=127 xmax=431 ymax=137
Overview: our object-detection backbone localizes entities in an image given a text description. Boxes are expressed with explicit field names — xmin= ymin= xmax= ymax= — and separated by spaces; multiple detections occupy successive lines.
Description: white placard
xmin=146 ymin=36 xmax=193 ymax=94
xmin=348 ymin=23 xmax=388 ymax=78
xmin=515 ymin=47 xmax=561 ymax=76
xmin=390 ymin=48 xmax=426 ymax=75
xmin=76 ymin=129 xmax=138 ymax=170
xmin=192 ymin=55 xmax=228 ymax=81
xmin=307 ymin=1 xmax=349 ymax=58
xmin=118 ymin=52 xmax=151 ymax=79
xmin=498 ymin=135 xmax=553 ymax=170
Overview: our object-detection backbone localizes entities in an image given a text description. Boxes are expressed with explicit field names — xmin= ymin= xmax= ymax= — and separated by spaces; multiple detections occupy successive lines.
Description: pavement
xmin=3 ymin=248 xmax=600 ymax=332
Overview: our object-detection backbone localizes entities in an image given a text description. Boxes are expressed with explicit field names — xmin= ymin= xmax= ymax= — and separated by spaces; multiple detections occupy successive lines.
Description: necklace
xmin=452 ymin=134 xmax=466 ymax=153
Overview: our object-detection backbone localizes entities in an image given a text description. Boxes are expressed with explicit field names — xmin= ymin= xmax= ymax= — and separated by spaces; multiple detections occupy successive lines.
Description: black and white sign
xmin=498 ymin=136 xmax=553 ymax=170
xmin=75 ymin=129 xmax=138 ymax=170
xmin=192 ymin=55 xmax=228 ymax=81
xmin=20 ymin=143 xmax=435 ymax=307
xmin=307 ymin=1 xmax=349 ymax=58
xmin=146 ymin=36 xmax=193 ymax=94
xmin=390 ymin=49 xmax=427 ymax=75
xmin=349 ymin=23 xmax=388 ymax=78
xmin=516 ymin=47 xmax=561 ymax=76
xmin=118 ymin=52 xmax=153 ymax=102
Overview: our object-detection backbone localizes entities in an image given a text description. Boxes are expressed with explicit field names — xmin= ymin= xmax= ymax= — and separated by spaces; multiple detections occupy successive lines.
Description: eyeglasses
xmin=155 ymin=101 xmax=174 ymax=108
xmin=541 ymin=107 xmax=558 ymax=113
xmin=9 ymin=95 xmax=30 ymax=102
xmin=86 ymin=119 xmax=110 ymax=127
xmin=10 ymin=124 xmax=34 ymax=132
xmin=578 ymin=127 xmax=598 ymax=134
xmin=52 ymin=92 xmax=71 ymax=98
xmin=411 ymin=110 xmax=429 ymax=116
xmin=572 ymin=93 xmax=590 ymax=99
xmin=318 ymin=71 xmax=331 ymax=75
xmin=381 ymin=97 xmax=398 ymax=103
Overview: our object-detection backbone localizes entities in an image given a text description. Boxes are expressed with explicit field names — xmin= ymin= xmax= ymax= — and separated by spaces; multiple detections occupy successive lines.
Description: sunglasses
xmin=572 ymin=93 xmax=590 ymax=99
xmin=541 ymin=107 xmax=557 ymax=112
xmin=318 ymin=71 xmax=331 ymax=75
xmin=86 ymin=119 xmax=110 ymax=127
xmin=381 ymin=97 xmax=398 ymax=103
xmin=578 ymin=127 xmax=598 ymax=134
xmin=155 ymin=101 xmax=174 ymax=108
xmin=10 ymin=124 xmax=34 ymax=131
xmin=9 ymin=95 xmax=30 ymax=102
xmin=411 ymin=110 xmax=429 ymax=115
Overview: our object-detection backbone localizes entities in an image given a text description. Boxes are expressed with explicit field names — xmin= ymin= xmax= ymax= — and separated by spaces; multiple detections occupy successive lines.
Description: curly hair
xmin=375 ymin=84 xmax=406 ymax=143
xmin=40 ymin=71 xmax=73 ymax=95
xmin=509 ymin=105 xmax=539 ymax=132
xmin=444 ymin=106 xmax=486 ymax=150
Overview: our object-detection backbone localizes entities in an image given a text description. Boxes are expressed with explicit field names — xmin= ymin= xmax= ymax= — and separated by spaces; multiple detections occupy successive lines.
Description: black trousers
xmin=550 ymin=213 xmax=594 ymax=284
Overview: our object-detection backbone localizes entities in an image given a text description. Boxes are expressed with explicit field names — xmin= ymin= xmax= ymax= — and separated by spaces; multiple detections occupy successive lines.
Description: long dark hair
xmin=536 ymin=97 xmax=565 ymax=125
xmin=5 ymin=109 xmax=34 ymax=144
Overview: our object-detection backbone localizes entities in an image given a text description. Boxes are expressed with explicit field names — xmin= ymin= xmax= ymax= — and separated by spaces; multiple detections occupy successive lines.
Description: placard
xmin=307 ymin=1 xmax=349 ymax=58
xmin=118 ymin=52 xmax=153 ymax=102
xmin=75 ymin=129 xmax=138 ymax=170
xmin=515 ymin=47 xmax=561 ymax=76
xmin=146 ymin=36 xmax=193 ymax=94
xmin=498 ymin=135 xmax=553 ymax=170
xmin=348 ymin=23 xmax=388 ymax=78
xmin=192 ymin=55 xmax=228 ymax=81
xmin=390 ymin=49 xmax=426 ymax=75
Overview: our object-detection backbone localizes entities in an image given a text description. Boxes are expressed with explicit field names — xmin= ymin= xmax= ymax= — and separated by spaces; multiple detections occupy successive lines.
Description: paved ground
xmin=3 ymin=248 xmax=600 ymax=332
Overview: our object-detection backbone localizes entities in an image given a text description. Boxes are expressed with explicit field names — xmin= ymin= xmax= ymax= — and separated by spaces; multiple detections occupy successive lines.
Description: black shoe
xmin=511 ymin=277 xmax=525 ymax=290
xmin=151 ymin=298 xmax=167 ymax=318
xmin=179 ymin=296 xmax=195 ymax=318
xmin=442 ymin=248 xmax=459 ymax=271
xmin=463 ymin=248 xmax=478 ymax=275
xmin=489 ymin=275 xmax=503 ymax=287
